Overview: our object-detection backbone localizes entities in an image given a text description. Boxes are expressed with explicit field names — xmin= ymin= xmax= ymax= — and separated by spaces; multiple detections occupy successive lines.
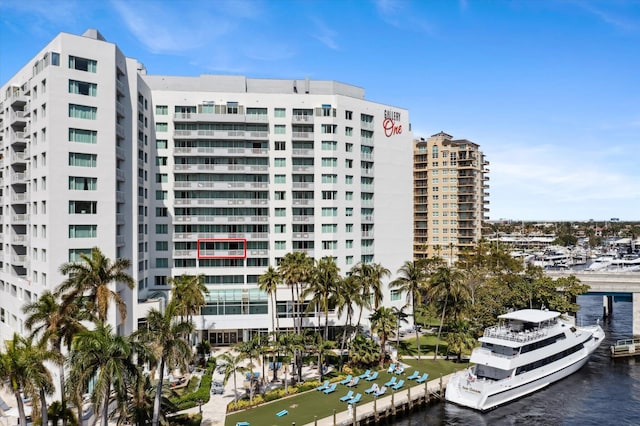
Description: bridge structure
xmin=545 ymin=270 xmax=640 ymax=335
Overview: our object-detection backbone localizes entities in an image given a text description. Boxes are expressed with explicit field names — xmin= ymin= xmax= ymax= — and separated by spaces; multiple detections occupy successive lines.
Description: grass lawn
xmin=224 ymin=359 xmax=469 ymax=426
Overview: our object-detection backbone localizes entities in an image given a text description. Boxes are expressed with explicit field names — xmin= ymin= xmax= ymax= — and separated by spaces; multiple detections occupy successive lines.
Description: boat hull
xmin=446 ymin=326 xmax=604 ymax=411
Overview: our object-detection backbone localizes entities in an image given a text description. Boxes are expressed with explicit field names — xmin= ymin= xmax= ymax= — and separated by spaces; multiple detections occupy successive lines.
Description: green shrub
xmin=171 ymin=357 xmax=216 ymax=411
xmin=296 ymin=380 xmax=320 ymax=392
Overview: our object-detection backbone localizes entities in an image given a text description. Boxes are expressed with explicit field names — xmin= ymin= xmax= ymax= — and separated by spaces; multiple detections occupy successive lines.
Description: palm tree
xmin=348 ymin=334 xmax=379 ymax=368
xmin=68 ymin=323 xmax=139 ymax=426
xmin=369 ymin=307 xmax=396 ymax=367
xmin=277 ymin=252 xmax=313 ymax=381
xmin=445 ymin=320 xmax=476 ymax=362
xmin=217 ymin=351 xmax=247 ymax=408
xmin=368 ymin=263 xmax=390 ymax=310
xmin=392 ymin=305 xmax=409 ymax=351
xmin=349 ymin=263 xmax=372 ymax=329
xmin=258 ymin=266 xmax=281 ymax=334
xmin=235 ymin=336 xmax=264 ymax=403
xmin=113 ymin=374 xmax=178 ymax=426
xmin=273 ymin=333 xmax=301 ymax=395
xmin=428 ymin=265 xmax=468 ymax=360
xmin=303 ymin=257 xmax=341 ymax=340
xmin=390 ymin=260 xmax=428 ymax=359
xmin=168 ymin=274 xmax=208 ymax=323
xmin=23 ymin=290 xmax=88 ymax=426
xmin=58 ymin=247 xmax=135 ymax=322
xmin=277 ymin=252 xmax=314 ymax=334
xmin=134 ymin=300 xmax=193 ymax=426
xmin=0 ymin=333 xmax=59 ymax=426
xmin=334 ymin=275 xmax=361 ymax=366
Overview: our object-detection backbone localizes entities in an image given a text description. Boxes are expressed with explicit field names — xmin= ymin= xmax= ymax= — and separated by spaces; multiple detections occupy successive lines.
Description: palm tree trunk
xmin=14 ymin=391 xmax=27 ymax=426
xmin=434 ymin=294 xmax=449 ymax=360
xmin=152 ymin=357 xmax=165 ymax=426
xmin=40 ymin=388 xmax=49 ymax=426
xmin=59 ymin=355 xmax=68 ymax=426
xmin=413 ymin=293 xmax=421 ymax=361
xmin=101 ymin=383 xmax=110 ymax=426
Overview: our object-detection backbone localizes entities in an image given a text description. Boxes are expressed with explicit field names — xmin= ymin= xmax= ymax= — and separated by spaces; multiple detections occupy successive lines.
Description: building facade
xmin=0 ymin=29 xmax=414 ymax=347
xmin=413 ymin=132 xmax=489 ymax=263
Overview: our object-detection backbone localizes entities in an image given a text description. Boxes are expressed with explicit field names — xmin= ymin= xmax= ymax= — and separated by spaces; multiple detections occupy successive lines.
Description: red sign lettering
xmin=383 ymin=118 xmax=402 ymax=137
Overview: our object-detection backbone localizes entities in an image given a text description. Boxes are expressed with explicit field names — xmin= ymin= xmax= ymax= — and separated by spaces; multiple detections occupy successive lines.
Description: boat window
xmin=520 ymin=333 xmax=566 ymax=354
xmin=515 ymin=342 xmax=584 ymax=375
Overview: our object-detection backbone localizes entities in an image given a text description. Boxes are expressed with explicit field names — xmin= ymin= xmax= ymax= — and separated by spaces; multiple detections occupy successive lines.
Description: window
xmin=322 ymin=224 xmax=337 ymax=233
xmin=156 ymin=190 xmax=168 ymax=200
xmin=345 ymin=159 xmax=353 ymax=168
xmin=346 ymin=207 xmax=353 ymax=216
xmin=69 ymin=248 xmax=91 ymax=262
xmin=322 ymin=174 xmax=337 ymax=184
xmin=322 ymin=207 xmax=337 ymax=217
xmin=390 ymin=290 xmax=401 ymax=301
xmin=275 ymin=207 xmax=286 ymax=217
xmin=69 ymin=128 xmax=97 ymax=144
xmin=156 ymin=122 xmax=168 ymax=132
xmin=345 ymin=191 xmax=353 ymax=201
xmin=68 ymin=55 xmax=97 ymax=72
xmin=321 ymin=124 xmax=336 ymax=134
xmin=361 ymin=113 xmax=374 ymax=123
xmin=322 ymin=191 xmax=337 ymax=200
xmin=68 ymin=152 xmax=97 ymax=167
xmin=345 ymin=175 xmax=353 ymax=184
xmin=68 ymin=80 xmax=97 ymax=96
xmin=155 ymin=207 xmax=168 ymax=217
xmin=275 ymin=241 xmax=286 ymax=250
xmin=345 ymin=127 xmax=353 ymax=136
xmin=345 ymin=143 xmax=353 ymax=152
xmin=69 ymin=225 xmax=97 ymax=238
xmin=321 ymin=140 xmax=337 ymax=151
xmin=69 ymin=176 xmax=97 ymax=190
xmin=156 ymin=258 xmax=169 ymax=268
xmin=156 ymin=105 xmax=168 ymax=115
xmin=275 ymin=224 xmax=286 ymax=233
xmin=156 ymin=139 xmax=168 ymax=149
xmin=274 ymin=174 xmax=286 ymax=184
xmin=274 ymin=191 xmax=286 ymax=200
xmin=346 ymin=256 xmax=354 ymax=265
xmin=274 ymin=125 xmax=286 ymax=134
xmin=322 ymin=240 xmax=337 ymax=250
xmin=321 ymin=157 xmax=337 ymax=167
xmin=156 ymin=157 xmax=168 ymax=166
xmin=274 ymin=108 xmax=286 ymax=117
xmin=346 ymin=223 xmax=353 ymax=232
xmin=69 ymin=104 xmax=96 ymax=120
xmin=156 ymin=173 xmax=168 ymax=183
xmin=275 ymin=141 xmax=286 ymax=151
xmin=51 ymin=52 xmax=60 ymax=66
xmin=156 ymin=241 xmax=168 ymax=251
xmin=345 ymin=110 xmax=353 ymax=120
xmin=274 ymin=158 xmax=286 ymax=167
xmin=69 ymin=201 xmax=97 ymax=214
xmin=156 ymin=224 xmax=168 ymax=234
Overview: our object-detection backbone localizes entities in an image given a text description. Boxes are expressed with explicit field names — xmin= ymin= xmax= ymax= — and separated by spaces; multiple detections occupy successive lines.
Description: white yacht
xmin=445 ymin=309 xmax=604 ymax=411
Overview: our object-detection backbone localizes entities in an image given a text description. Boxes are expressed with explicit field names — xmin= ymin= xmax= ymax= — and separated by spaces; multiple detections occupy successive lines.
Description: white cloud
xmin=310 ymin=17 xmax=339 ymax=50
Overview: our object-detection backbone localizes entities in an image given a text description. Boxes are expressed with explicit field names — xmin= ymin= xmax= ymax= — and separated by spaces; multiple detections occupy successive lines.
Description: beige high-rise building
xmin=413 ymin=132 xmax=489 ymax=263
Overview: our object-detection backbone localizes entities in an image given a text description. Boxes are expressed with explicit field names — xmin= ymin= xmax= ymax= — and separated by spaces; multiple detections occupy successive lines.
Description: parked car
xmin=211 ymin=380 xmax=224 ymax=395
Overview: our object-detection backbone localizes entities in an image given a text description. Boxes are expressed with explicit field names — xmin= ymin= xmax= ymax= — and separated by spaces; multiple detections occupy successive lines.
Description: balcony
xmin=116 ymin=124 xmax=125 ymax=139
xmin=292 ymin=232 xmax=314 ymax=239
xmin=360 ymin=121 xmax=374 ymax=131
xmin=173 ymin=112 xmax=247 ymax=123
xmin=173 ymin=147 xmax=268 ymax=156
xmin=292 ymin=115 xmax=314 ymax=124
xmin=292 ymin=199 xmax=314 ymax=207
xmin=10 ymin=110 xmax=27 ymax=125
xmin=292 ymin=149 xmax=314 ymax=157
xmin=116 ymin=191 xmax=125 ymax=203
xmin=11 ymin=234 xmax=27 ymax=245
xmin=292 ymin=131 xmax=314 ymax=140
xmin=245 ymin=114 xmax=269 ymax=123
xmin=116 ymin=79 xmax=125 ymax=95
xmin=11 ymin=254 xmax=27 ymax=265
xmin=361 ymin=230 xmax=374 ymax=238
xmin=116 ymin=102 xmax=125 ymax=117
xmin=11 ymin=172 xmax=28 ymax=184
xmin=11 ymin=151 xmax=28 ymax=164
xmin=361 ymin=168 xmax=374 ymax=176
xmin=11 ymin=193 xmax=26 ymax=203
xmin=12 ymin=214 xmax=29 ymax=224
xmin=9 ymin=89 xmax=27 ymax=107
xmin=292 ymin=215 xmax=313 ymax=222
xmin=11 ymin=131 xmax=27 ymax=144
xmin=116 ymin=236 xmax=125 ymax=246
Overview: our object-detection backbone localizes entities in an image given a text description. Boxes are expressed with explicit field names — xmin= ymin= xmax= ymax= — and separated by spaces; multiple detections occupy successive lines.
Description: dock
xmin=302 ymin=374 xmax=452 ymax=426
xmin=610 ymin=338 xmax=640 ymax=358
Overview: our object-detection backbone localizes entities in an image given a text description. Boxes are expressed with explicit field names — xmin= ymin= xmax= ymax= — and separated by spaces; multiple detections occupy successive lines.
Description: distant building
xmin=0 ymin=29 xmax=414 ymax=347
xmin=413 ymin=132 xmax=489 ymax=263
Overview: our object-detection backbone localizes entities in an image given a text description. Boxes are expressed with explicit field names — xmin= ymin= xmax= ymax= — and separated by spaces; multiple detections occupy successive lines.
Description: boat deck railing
xmin=483 ymin=326 xmax=549 ymax=343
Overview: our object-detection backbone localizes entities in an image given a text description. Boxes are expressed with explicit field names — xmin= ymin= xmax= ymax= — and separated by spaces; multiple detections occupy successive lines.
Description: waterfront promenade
xmin=304 ymin=374 xmax=452 ymax=426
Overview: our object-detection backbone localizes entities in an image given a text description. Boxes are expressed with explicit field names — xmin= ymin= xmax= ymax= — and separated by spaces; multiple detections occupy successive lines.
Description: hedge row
xmin=171 ymin=358 xmax=216 ymax=411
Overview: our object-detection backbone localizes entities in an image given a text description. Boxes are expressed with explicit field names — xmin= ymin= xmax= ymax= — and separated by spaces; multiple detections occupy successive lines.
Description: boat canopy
xmin=498 ymin=309 xmax=560 ymax=324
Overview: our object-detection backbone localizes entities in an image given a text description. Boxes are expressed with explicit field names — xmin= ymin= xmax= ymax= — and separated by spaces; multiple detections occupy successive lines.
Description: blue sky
xmin=1 ymin=0 xmax=639 ymax=221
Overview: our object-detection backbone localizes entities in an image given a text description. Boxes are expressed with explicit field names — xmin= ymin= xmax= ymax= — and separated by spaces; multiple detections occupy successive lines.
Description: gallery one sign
xmin=383 ymin=109 xmax=402 ymax=137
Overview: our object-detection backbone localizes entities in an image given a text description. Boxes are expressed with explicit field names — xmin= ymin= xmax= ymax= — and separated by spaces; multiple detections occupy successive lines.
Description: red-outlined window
xmin=197 ymin=238 xmax=247 ymax=259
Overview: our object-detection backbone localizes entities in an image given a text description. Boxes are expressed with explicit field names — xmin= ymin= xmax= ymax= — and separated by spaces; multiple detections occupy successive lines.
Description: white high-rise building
xmin=0 ymin=29 xmax=413 ymax=346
